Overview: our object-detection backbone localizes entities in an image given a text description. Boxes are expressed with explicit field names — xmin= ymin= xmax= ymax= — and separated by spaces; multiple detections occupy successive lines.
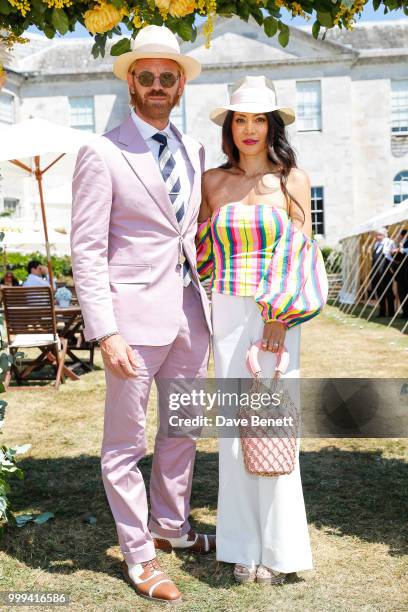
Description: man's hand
xmin=261 ymin=320 xmax=287 ymax=353
xmin=100 ymin=334 xmax=138 ymax=379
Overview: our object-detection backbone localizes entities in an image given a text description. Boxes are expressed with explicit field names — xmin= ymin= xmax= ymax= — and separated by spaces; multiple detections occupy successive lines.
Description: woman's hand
xmin=261 ymin=320 xmax=286 ymax=352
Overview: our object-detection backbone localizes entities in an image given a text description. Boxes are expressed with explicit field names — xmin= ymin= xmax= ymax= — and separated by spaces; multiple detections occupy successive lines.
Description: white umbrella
xmin=0 ymin=118 xmax=95 ymax=286
xmin=1 ymin=226 xmax=69 ymax=255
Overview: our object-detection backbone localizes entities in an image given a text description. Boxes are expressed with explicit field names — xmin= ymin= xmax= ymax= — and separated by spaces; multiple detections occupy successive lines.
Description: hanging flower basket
xmin=0 ymin=0 xmax=406 ymax=59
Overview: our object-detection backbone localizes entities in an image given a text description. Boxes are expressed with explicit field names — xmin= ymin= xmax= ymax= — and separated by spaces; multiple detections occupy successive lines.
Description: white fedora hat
xmin=210 ymin=76 xmax=295 ymax=126
xmin=113 ymin=25 xmax=201 ymax=82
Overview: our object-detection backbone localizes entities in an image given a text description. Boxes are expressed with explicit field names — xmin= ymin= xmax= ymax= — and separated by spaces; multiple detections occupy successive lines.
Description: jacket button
xmin=176 ymin=264 xmax=182 ymax=271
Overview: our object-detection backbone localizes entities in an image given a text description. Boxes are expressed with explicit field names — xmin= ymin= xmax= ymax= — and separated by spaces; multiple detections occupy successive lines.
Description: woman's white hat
xmin=113 ymin=25 xmax=201 ymax=82
xmin=210 ymin=76 xmax=295 ymax=126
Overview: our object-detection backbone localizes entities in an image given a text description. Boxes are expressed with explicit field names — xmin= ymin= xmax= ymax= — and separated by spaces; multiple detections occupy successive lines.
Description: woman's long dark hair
xmin=220 ymin=110 xmax=305 ymax=224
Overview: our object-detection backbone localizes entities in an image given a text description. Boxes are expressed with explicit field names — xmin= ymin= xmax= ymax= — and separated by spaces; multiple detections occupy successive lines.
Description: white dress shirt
xmin=23 ymin=273 xmax=55 ymax=288
xmin=131 ymin=109 xmax=193 ymax=216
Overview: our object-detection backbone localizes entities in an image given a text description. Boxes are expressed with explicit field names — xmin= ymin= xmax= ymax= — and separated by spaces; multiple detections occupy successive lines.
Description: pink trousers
xmin=101 ymin=284 xmax=210 ymax=564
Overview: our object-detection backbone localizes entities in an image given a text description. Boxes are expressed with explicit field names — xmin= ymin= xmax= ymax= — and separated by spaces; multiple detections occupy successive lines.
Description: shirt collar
xmin=131 ymin=109 xmax=175 ymax=142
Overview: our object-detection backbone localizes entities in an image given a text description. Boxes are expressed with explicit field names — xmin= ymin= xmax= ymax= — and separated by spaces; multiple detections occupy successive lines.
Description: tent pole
xmin=34 ymin=155 xmax=54 ymax=291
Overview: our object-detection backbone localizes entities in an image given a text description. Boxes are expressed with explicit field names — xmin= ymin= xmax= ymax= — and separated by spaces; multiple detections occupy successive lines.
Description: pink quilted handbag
xmin=238 ymin=340 xmax=299 ymax=477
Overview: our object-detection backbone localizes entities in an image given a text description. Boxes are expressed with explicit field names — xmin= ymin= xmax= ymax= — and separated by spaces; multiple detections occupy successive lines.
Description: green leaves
xmin=316 ymin=10 xmax=334 ymax=27
xmin=92 ymin=33 xmax=108 ymax=59
xmin=0 ymin=444 xmax=25 ymax=533
xmin=0 ymin=0 xmax=12 ymax=16
xmin=218 ymin=2 xmax=237 ymax=16
xmin=264 ymin=16 xmax=278 ymax=37
xmin=44 ymin=24 xmax=56 ymax=39
xmin=110 ymin=37 xmax=131 ymax=56
xmin=176 ymin=20 xmax=196 ymax=42
xmin=250 ymin=7 xmax=264 ymax=25
xmin=278 ymin=21 xmax=290 ymax=47
xmin=312 ymin=20 xmax=321 ymax=39
xmin=51 ymin=8 xmax=69 ymax=36
xmin=31 ymin=0 xmax=47 ymax=13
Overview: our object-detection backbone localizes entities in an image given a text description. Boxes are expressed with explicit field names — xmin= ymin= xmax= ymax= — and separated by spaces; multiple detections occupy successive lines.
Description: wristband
xmin=97 ymin=331 xmax=118 ymax=346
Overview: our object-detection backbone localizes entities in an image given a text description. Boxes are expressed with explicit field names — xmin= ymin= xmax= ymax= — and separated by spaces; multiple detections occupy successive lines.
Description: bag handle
xmin=246 ymin=340 xmax=289 ymax=380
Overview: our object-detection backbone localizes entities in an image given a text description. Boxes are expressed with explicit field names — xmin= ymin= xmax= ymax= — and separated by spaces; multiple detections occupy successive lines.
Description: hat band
xmin=133 ymin=42 xmax=180 ymax=55
xmin=230 ymin=88 xmax=277 ymax=106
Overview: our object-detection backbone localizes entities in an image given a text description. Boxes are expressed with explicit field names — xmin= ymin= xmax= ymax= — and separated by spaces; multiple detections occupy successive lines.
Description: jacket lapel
xmin=118 ymin=115 xmax=179 ymax=231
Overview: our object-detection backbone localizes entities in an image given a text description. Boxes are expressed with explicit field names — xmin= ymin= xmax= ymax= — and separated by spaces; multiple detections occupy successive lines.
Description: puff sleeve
xmin=196 ymin=218 xmax=214 ymax=284
xmin=254 ymin=220 xmax=328 ymax=328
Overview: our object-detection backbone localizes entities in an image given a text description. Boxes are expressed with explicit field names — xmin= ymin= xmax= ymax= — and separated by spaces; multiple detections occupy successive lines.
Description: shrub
xmin=1 ymin=252 xmax=72 ymax=284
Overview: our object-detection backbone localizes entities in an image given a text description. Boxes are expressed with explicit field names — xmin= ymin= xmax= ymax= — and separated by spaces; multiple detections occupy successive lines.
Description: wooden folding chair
xmin=2 ymin=286 xmax=68 ymax=390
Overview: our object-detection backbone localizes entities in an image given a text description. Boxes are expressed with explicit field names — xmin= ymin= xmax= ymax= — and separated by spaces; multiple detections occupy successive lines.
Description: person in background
xmin=392 ymin=228 xmax=408 ymax=319
xmin=371 ymin=228 xmax=395 ymax=317
xmin=0 ymin=271 xmax=19 ymax=286
xmin=23 ymin=260 xmax=55 ymax=289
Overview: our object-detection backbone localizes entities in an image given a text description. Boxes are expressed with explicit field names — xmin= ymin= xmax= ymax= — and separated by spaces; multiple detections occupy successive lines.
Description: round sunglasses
xmin=132 ymin=70 xmax=180 ymax=89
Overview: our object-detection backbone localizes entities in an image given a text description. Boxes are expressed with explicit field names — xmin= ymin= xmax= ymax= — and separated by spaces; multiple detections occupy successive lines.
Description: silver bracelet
xmin=97 ymin=331 xmax=118 ymax=345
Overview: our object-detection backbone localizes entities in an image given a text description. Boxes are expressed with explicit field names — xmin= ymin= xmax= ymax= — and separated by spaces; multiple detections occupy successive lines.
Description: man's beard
xmin=131 ymin=87 xmax=180 ymax=120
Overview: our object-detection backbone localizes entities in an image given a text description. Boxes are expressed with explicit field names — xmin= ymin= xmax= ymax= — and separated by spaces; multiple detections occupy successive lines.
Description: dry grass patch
xmin=0 ymin=307 xmax=407 ymax=611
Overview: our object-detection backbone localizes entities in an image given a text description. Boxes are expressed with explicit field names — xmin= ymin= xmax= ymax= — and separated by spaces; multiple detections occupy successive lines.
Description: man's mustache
xmin=146 ymin=90 xmax=168 ymax=98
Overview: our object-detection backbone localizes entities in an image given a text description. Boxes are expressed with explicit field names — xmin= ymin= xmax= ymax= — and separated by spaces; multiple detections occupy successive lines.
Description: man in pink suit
xmin=71 ymin=25 xmax=212 ymax=604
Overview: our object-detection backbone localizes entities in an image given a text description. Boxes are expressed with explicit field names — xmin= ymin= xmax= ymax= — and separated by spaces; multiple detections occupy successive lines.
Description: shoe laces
xmin=143 ymin=558 xmax=162 ymax=574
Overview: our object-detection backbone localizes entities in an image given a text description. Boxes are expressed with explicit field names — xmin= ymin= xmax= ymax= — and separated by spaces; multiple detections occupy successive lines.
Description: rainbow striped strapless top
xmin=196 ymin=203 xmax=328 ymax=328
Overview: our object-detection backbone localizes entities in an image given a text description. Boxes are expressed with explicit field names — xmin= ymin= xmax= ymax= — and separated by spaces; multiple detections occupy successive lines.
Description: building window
xmin=311 ymin=187 xmax=324 ymax=235
xmin=0 ymin=92 xmax=15 ymax=124
xmin=171 ymin=97 xmax=186 ymax=133
xmin=3 ymin=198 xmax=20 ymax=216
xmin=69 ymin=96 xmax=95 ymax=131
xmin=393 ymin=171 xmax=408 ymax=205
xmin=296 ymin=81 xmax=322 ymax=131
xmin=391 ymin=80 xmax=408 ymax=134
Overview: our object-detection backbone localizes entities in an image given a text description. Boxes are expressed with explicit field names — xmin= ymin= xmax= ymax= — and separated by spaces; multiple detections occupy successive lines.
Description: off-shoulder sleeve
xmin=254 ymin=220 xmax=328 ymax=328
xmin=195 ymin=218 xmax=214 ymax=283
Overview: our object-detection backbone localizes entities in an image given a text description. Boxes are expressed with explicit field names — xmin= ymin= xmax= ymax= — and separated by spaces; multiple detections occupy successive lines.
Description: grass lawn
xmin=1 ymin=305 xmax=407 ymax=611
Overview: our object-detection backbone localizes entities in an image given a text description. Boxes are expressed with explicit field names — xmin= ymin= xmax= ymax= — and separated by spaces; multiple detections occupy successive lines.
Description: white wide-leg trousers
xmin=212 ymin=292 xmax=314 ymax=573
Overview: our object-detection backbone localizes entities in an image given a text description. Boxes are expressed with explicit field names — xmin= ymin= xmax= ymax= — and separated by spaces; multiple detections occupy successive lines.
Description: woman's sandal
xmin=256 ymin=564 xmax=287 ymax=585
xmin=233 ymin=564 xmax=257 ymax=584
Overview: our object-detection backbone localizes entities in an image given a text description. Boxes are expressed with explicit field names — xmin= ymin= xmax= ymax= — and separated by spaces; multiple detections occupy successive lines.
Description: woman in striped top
xmin=196 ymin=76 xmax=328 ymax=585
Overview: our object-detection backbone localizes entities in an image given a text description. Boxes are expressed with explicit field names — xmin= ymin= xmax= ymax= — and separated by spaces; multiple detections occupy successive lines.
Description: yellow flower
xmin=132 ymin=14 xmax=143 ymax=28
xmin=84 ymin=1 xmax=128 ymax=35
xmin=7 ymin=0 xmax=31 ymax=17
xmin=43 ymin=0 xmax=73 ymax=7
xmin=154 ymin=0 xmax=196 ymax=19
xmin=0 ymin=64 xmax=6 ymax=90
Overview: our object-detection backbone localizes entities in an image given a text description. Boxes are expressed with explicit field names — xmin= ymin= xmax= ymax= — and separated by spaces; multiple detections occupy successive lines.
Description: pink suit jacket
xmin=71 ymin=114 xmax=212 ymax=346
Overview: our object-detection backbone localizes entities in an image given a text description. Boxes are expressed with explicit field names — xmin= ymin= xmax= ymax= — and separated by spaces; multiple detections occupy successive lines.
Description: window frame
xmin=68 ymin=95 xmax=95 ymax=132
xmin=0 ymin=90 xmax=15 ymax=124
xmin=391 ymin=79 xmax=408 ymax=135
xmin=296 ymin=80 xmax=322 ymax=133
xmin=311 ymin=186 xmax=325 ymax=236
xmin=393 ymin=171 xmax=408 ymax=206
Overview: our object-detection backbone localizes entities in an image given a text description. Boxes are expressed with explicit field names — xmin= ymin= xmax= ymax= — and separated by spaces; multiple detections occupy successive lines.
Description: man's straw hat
xmin=113 ymin=25 xmax=201 ymax=82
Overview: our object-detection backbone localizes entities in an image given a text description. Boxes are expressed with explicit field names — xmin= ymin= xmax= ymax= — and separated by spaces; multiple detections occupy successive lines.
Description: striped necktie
xmin=151 ymin=132 xmax=191 ymax=287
